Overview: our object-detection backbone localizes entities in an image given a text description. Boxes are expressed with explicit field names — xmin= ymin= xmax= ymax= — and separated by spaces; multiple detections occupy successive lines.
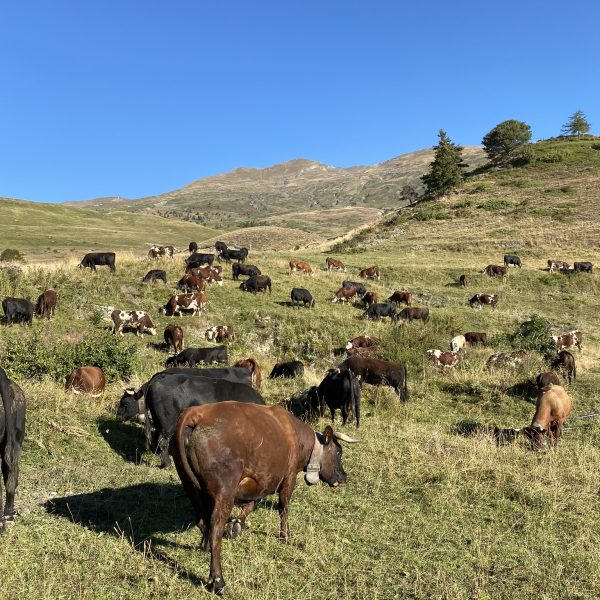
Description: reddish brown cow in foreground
xmin=36 ymin=289 xmax=57 ymax=319
xmin=234 ymin=358 xmax=262 ymax=390
xmin=388 ymin=291 xmax=412 ymax=306
xmin=164 ymin=324 xmax=184 ymax=354
xmin=325 ymin=257 xmax=346 ymax=272
xmin=173 ymin=402 xmax=357 ymax=594
xmin=359 ymin=265 xmax=380 ymax=280
xmin=65 ymin=367 xmax=106 ymax=397
xmin=332 ymin=286 xmax=357 ymax=304
xmin=522 ymin=384 xmax=572 ymax=448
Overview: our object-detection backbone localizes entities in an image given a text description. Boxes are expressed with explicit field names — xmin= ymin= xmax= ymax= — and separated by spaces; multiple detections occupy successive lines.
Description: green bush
xmin=0 ymin=248 xmax=25 ymax=262
xmin=476 ymin=199 xmax=513 ymax=211
xmin=509 ymin=314 xmax=553 ymax=353
xmin=411 ymin=203 xmax=451 ymax=221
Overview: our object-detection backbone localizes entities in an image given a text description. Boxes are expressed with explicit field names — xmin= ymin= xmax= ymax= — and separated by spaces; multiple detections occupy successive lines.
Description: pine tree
xmin=561 ymin=110 xmax=591 ymax=136
xmin=482 ymin=120 xmax=532 ymax=166
xmin=421 ymin=130 xmax=464 ymax=198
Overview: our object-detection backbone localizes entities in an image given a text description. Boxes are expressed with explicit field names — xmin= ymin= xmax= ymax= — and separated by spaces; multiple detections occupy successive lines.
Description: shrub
xmin=509 ymin=315 xmax=553 ymax=353
xmin=411 ymin=203 xmax=451 ymax=221
xmin=0 ymin=248 xmax=25 ymax=262
xmin=476 ymin=199 xmax=513 ymax=211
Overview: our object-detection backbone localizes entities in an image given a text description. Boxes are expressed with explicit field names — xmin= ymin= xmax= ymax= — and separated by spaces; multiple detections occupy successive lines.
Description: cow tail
xmin=0 ymin=367 xmax=18 ymax=462
xmin=175 ymin=409 xmax=203 ymax=491
xmin=402 ymin=368 xmax=409 ymax=402
xmin=573 ymin=360 xmax=577 ymax=381
xmin=347 ymin=370 xmax=360 ymax=428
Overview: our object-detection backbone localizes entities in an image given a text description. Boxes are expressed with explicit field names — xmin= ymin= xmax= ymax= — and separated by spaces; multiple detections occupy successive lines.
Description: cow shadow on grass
xmin=453 ymin=421 xmax=521 ymax=446
xmin=505 ymin=379 xmax=537 ymax=402
xmin=97 ymin=418 xmax=149 ymax=464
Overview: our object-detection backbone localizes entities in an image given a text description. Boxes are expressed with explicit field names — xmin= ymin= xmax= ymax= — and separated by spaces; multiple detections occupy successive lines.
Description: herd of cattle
xmin=0 ymin=242 xmax=594 ymax=593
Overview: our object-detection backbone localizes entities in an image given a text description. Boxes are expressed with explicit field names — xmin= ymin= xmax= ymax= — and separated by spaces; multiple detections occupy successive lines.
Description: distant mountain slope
xmin=65 ymin=147 xmax=486 ymax=228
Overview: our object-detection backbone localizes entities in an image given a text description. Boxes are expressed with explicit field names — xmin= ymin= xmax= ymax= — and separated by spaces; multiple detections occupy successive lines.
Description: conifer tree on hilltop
xmin=561 ymin=110 xmax=591 ymax=137
xmin=482 ymin=119 xmax=532 ymax=167
xmin=421 ymin=130 xmax=464 ymax=198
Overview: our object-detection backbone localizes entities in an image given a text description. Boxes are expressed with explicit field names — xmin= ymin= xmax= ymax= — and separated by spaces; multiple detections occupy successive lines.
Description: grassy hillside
xmin=1 ymin=138 xmax=599 ymax=599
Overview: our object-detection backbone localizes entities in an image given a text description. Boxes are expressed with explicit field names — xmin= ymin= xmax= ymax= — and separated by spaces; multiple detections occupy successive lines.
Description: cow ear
xmin=323 ymin=426 xmax=334 ymax=445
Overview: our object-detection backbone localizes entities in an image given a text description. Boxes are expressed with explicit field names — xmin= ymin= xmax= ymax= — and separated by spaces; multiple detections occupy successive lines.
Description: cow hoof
xmin=207 ymin=576 xmax=225 ymax=595
xmin=224 ymin=518 xmax=243 ymax=539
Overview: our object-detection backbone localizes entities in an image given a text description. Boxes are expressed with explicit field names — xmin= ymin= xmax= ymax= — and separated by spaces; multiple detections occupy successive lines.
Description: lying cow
xmin=232 ymin=264 xmax=261 ymax=280
xmin=359 ymin=265 xmax=380 ymax=280
xmin=360 ymin=303 xmax=397 ymax=323
xmin=482 ymin=264 xmax=508 ymax=279
xmin=36 ymin=290 xmax=57 ymax=319
xmin=0 ymin=367 xmax=26 ymax=532
xmin=388 ymin=291 xmax=412 ymax=306
xmin=2 ymin=298 xmax=34 ymax=326
xmin=450 ymin=335 xmax=466 ymax=352
xmin=551 ymin=350 xmax=576 ymax=384
xmin=397 ymin=306 xmax=429 ymax=325
xmin=552 ymin=330 xmax=582 ymax=352
xmin=111 ymin=310 xmax=157 ymax=336
xmin=173 ymin=403 xmax=356 ymax=594
xmin=469 ymin=294 xmax=499 ymax=309
xmin=464 ymin=332 xmax=487 ymax=346
xmin=290 ymin=288 xmax=315 ymax=308
xmin=65 ymin=367 xmax=106 ymax=397
xmin=165 ymin=346 xmax=228 ymax=368
xmin=427 ymin=349 xmax=459 ymax=368
xmin=269 ymin=361 xmax=304 ymax=379
xmin=325 ymin=257 xmax=346 ymax=272
xmin=205 ymin=325 xmax=236 ymax=343
xmin=307 ymin=368 xmax=361 ymax=427
xmin=234 ymin=358 xmax=262 ymax=390
xmin=522 ymin=384 xmax=572 ymax=448
xmin=142 ymin=269 xmax=167 ymax=284
xmin=164 ymin=324 xmax=184 ymax=354
xmin=342 ymin=280 xmax=366 ymax=296
xmin=504 ymin=254 xmax=522 ymax=268
xmin=240 ymin=275 xmax=272 ymax=294
xmin=340 ymin=356 xmax=408 ymax=401
xmin=346 ymin=335 xmax=379 ymax=351
xmin=332 ymin=286 xmax=357 ymax=304
xmin=162 ymin=293 xmax=207 ymax=317
xmin=573 ymin=261 xmax=593 ymax=273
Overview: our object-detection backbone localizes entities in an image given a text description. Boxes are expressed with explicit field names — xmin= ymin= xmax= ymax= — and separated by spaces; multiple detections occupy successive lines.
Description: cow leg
xmin=341 ymin=404 xmax=349 ymax=425
xmin=225 ymin=501 xmax=256 ymax=539
xmin=157 ymin=434 xmax=172 ymax=468
xmin=277 ymin=477 xmax=296 ymax=542
xmin=207 ymin=495 xmax=233 ymax=594
xmin=2 ymin=441 xmax=20 ymax=519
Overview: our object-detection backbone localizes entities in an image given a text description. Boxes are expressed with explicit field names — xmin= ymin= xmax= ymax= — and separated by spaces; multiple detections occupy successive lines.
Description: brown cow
xmin=111 ymin=310 xmax=157 ymax=336
xmin=551 ymin=350 xmax=576 ymax=384
xmin=65 ymin=367 xmax=106 ymax=397
xmin=459 ymin=274 xmax=469 ymax=287
xmin=536 ymin=372 xmax=560 ymax=389
xmin=359 ymin=266 xmax=380 ymax=280
xmin=186 ymin=266 xmax=223 ymax=286
xmin=289 ymin=261 xmax=313 ymax=276
xmin=340 ymin=356 xmax=408 ymax=401
xmin=161 ymin=293 xmax=207 ymax=317
xmin=177 ymin=275 xmax=206 ymax=293
xmin=173 ymin=402 xmax=357 ymax=594
xmin=397 ymin=306 xmax=429 ymax=325
xmin=332 ymin=286 xmax=357 ymax=304
xmin=164 ymin=324 xmax=184 ymax=354
xmin=36 ymin=289 xmax=57 ymax=319
xmin=522 ymin=384 xmax=572 ymax=448
xmin=234 ymin=358 xmax=262 ymax=390
xmin=345 ymin=335 xmax=379 ymax=351
xmin=464 ymin=332 xmax=487 ymax=346
xmin=548 ymin=260 xmax=570 ymax=272
xmin=388 ymin=291 xmax=412 ymax=306
xmin=482 ymin=265 xmax=508 ymax=280
xmin=469 ymin=294 xmax=499 ymax=309
xmin=205 ymin=325 xmax=236 ymax=343
xmin=325 ymin=257 xmax=346 ymax=272
xmin=362 ymin=292 xmax=377 ymax=307
xmin=552 ymin=330 xmax=582 ymax=352
xmin=427 ymin=349 xmax=459 ymax=368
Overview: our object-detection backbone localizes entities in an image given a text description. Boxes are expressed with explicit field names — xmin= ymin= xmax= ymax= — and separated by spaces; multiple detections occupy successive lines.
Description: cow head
xmin=521 ymin=424 xmax=546 ymax=449
xmin=116 ymin=388 xmax=143 ymax=421
xmin=305 ymin=427 xmax=357 ymax=487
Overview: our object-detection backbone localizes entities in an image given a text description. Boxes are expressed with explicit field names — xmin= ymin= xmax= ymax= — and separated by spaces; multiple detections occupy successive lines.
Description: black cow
xmin=232 ymin=264 xmax=261 ymax=280
xmin=188 ymin=242 xmax=198 ymax=254
xmin=290 ymin=288 xmax=315 ymax=308
xmin=573 ymin=262 xmax=593 ymax=273
xmin=2 ymin=298 xmax=34 ymax=326
xmin=306 ymin=368 xmax=360 ymax=427
xmin=144 ymin=373 xmax=264 ymax=467
xmin=165 ymin=346 xmax=228 ymax=368
xmin=79 ymin=252 xmax=116 ymax=272
xmin=142 ymin=269 xmax=167 ymax=284
xmin=187 ymin=252 xmax=215 ymax=268
xmin=360 ymin=303 xmax=397 ymax=323
xmin=215 ymin=241 xmax=228 ymax=254
xmin=220 ymin=247 xmax=248 ymax=263
xmin=269 ymin=361 xmax=305 ymax=379
xmin=240 ymin=275 xmax=271 ymax=294
xmin=504 ymin=254 xmax=522 ymax=268
xmin=342 ymin=280 xmax=367 ymax=296
xmin=0 ymin=367 xmax=26 ymax=532
xmin=340 ymin=356 xmax=409 ymax=401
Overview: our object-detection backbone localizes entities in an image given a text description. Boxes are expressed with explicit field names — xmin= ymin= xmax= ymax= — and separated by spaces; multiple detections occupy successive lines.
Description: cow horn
xmin=333 ymin=432 xmax=359 ymax=443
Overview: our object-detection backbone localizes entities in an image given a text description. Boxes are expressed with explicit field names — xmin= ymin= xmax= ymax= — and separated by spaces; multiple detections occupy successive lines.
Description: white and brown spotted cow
xmin=111 ymin=310 xmax=157 ymax=336
xmin=205 ymin=325 xmax=236 ymax=343
xmin=548 ymin=259 xmax=570 ymax=272
xmin=427 ymin=349 xmax=459 ymax=368
xmin=552 ymin=330 xmax=582 ymax=352
xmin=149 ymin=245 xmax=175 ymax=261
xmin=162 ymin=292 xmax=207 ymax=317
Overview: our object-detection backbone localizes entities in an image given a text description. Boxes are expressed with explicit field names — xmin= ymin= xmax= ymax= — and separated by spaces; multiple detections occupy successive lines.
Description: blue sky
xmin=1 ymin=1 xmax=598 ymax=203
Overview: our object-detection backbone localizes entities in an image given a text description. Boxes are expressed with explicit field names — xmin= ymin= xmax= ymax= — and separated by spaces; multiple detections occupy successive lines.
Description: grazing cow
xmin=397 ymin=306 xmax=430 ymax=325
xmin=552 ymin=330 xmax=582 ymax=352
xmin=504 ymin=254 xmax=522 ymax=268
xmin=65 ymin=367 xmax=106 ymax=397
xmin=307 ymin=368 xmax=361 ymax=427
xmin=205 ymin=325 xmax=236 ymax=343
xmin=234 ymin=358 xmax=262 ymax=390
xmin=79 ymin=252 xmax=116 ymax=272
xmin=145 ymin=375 xmax=265 ymax=468
xmin=232 ymin=264 xmax=261 ymax=280
xmin=482 ymin=264 xmax=508 ymax=280
xmin=148 ymin=248 xmax=159 ymax=261
xmin=220 ymin=248 xmax=248 ymax=263
xmin=2 ymin=298 xmax=35 ymax=326
xmin=486 ymin=351 xmax=527 ymax=370
xmin=164 ymin=324 xmax=184 ymax=354
xmin=469 ymin=294 xmax=499 ymax=309
xmin=142 ymin=269 xmax=167 ymax=284
xmin=269 ymin=361 xmax=304 ymax=379
xmin=173 ymin=403 xmax=356 ymax=594
xmin=450 ymin=335 xmax=467 ymax=353
xmin=427 ymin=349 xmax=460 ymax=368
xmin=239 ymin=275 xmax=271 ymax=294
xmin=215 ymin=241 xmax=228 ymax=254
xmin=387 ymin=291 xmax=412 ymax=306
xmin=188 ymin=242 xmax=198 ymax=254
xmin=362 ymin=291 xmax=377 ymax=307
xmin=35 ymin=289 xmax=57 ymax=319
xmin=154 ymin=245 xmax=175 ymax=260
xmin=166 ymin=346 xmax=228 ymax=368
xmin=536 ymin=372 xmax=561 ymax=389
xmin=359 ymin=265 xmax=380 ymax=280
xmin=522 ymin=384 xmax=572 ymax=448
xmin=548 ymin=260 xmax=570 ymax=272
xmin=162 ymin=292 xmax=207 ymax=317
xmin=289 ymin=261 xmax=313 ymax=276
xmin=187 ymin=252 xmax=215 ymax=268
xmin=551 ymin=350 xmax=576 ymax=384
xmin=177 ymin=275 xmax=206 ymax=293
xmin=573 ymin=261 xmax=593 ymax=273
xmin=325 ymin=257 xmax=346 ymax=272
xmin=459 ymin=274 xmax=469 ymax=287
xmin=360 ymin=303 xmax=397 ymax=323
xmin=290 ymin=288 xmax=315 ymax=308
xmin=332 ymin=286 xmax=358 ymax=304
xmin=342 ymin=280 xmax=367 ymax=296
xmin=187 ymin=266 xmax=223 ymax=286
xmin=111 ymin=310 xmax=157 ymax=336
xmin=340 ymin=356 xmax=408 ymax=401
xmin=464 ymin=332 xmax=487 ymax=346
xmin=346 ymin=336 xmax=379 ymax=351
xmin=0 ymin=367 xmax=26 ymax=533
xmin=346 ymin=346 xmax=378 ymax=358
